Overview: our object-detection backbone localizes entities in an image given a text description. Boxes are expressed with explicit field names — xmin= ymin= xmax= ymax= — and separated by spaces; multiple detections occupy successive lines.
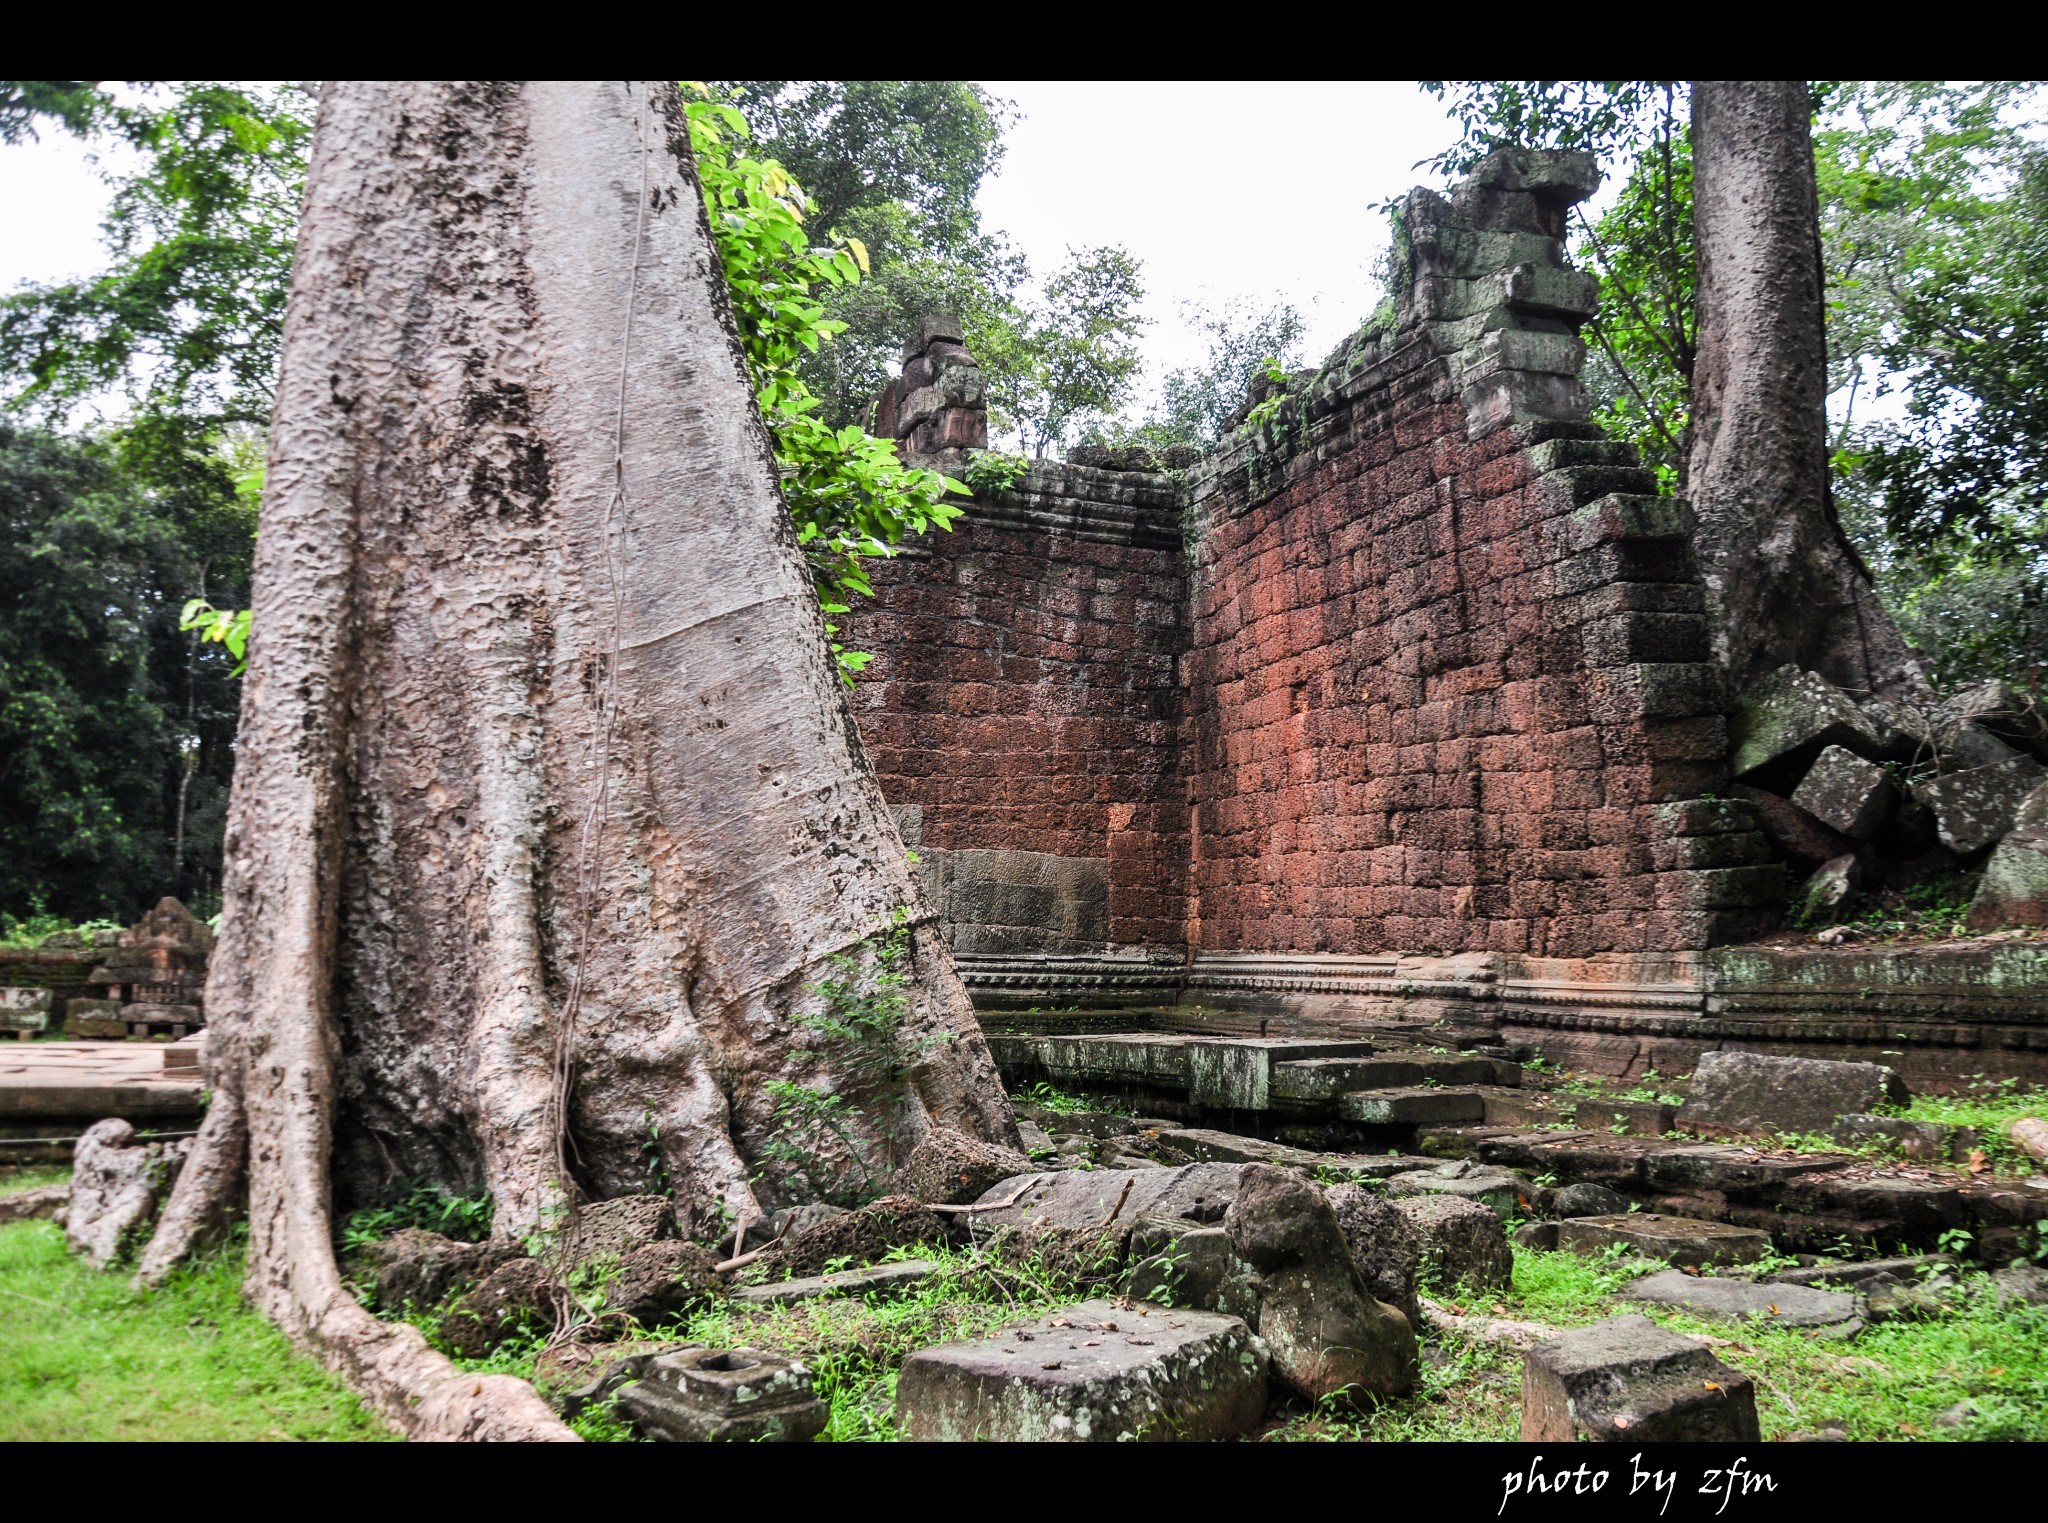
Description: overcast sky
xmin=975 ymin=82 xmax=1466 ymax=402
xmin=0 ymin=82 xmax=1478 ymax=426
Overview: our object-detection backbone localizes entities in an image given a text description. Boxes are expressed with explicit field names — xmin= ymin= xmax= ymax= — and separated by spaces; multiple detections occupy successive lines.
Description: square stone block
xmin=614 ymin=1348 xmax=826 ymax=1442
xmin=1555 ymin=1213 xmax=1770 ymax=1269
xmin=895 ymin=1298 xmax=1267 ymax=1441
xmin=1523 ymin=1314 xmax=1759 ymax=1441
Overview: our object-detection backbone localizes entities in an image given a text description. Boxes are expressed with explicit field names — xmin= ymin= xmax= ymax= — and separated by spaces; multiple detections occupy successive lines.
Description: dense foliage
xmin=1424 ymin=80 xmax=2048 ymax=689
xmin=0 ymin=422 xmax=248 ymax=919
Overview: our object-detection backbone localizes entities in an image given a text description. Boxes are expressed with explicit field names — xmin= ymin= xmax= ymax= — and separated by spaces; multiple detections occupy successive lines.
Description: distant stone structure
xmin=71 ymin=898 xmax=212 ymax=1038
xmin=846 ymin=151 xmax=2048 ymax=1088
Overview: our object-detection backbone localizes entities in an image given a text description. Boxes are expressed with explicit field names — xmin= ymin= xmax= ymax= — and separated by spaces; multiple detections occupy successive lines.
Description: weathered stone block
xmin=64 ymin=1117 xmax=189 ymax=1269
xmin=1551 ymin=1182 xmax=1629 ymax=1218
xmin=1791 ymin=745 xmax=1895 ymax=841
xmin=733 ymin=1259 xmax=935 ymax=1308
xmin=1390 ymin=1193 xmax=1513 ymax=1291
xmin=1627 ymin=1268 xmax=1860 ymax=1329
xmin=1937 ymin=679 xmax=2048 ymax=759
xmin=1554 ymin=1213 xmax=1770 ymax=1269
xmin=1225 ymin=1166 xmax=1418 ymax=1403
xmin=898 ymin=1126 xmax=1033 ymax=1206
xmin=1914 ymin=754 xmax=2048 ymax=857
xmin=1572 ymin=1097 xmax=1676 ymax=1137
xmin=63 ymin=997 xmax=125 ymax=1038
xmin=895 ymin=1299 xmax=1268 ymax=1441
xmin=1522 ymin=1314 xmax=1760 ymax=1441
xmin=618 ymin=1347 xmax=827 ymax=1442
xmin=1967 ymin=782 xmax=2048 ymax=928
xmin=0 ymin=987 xmax=51 ymax=1032
xmin=1336 ymin=1086 xmax=1486 ymax=1124
xmin=1676 ymin=1050 xmax=1910 ymax=1139
xmin=1729 ymin=665 xmax=1883 ymax=783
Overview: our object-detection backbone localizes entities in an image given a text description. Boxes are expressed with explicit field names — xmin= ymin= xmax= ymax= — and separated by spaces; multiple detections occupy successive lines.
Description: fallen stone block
xmin=1676 ymin=1050 xmax=1910 ymax=1139
xmin=1155 ymin=1128 xmax=1434 ymax=1179
xmin=2012 ymin=1116 xmax=2048 ymax=1168
xmin=1124 ymin=1220 xmax=1258 ymax=1318
xmin=352 ymin=1228 xmax=516 ymax=1312
xmin=1227 ymin=1165 xmax=1417 ymax=1403
xmin=1937 ymin=680 xmax=2048 ymax=759
xmin=1763 ymin=1253 xmax=1952 ymax=1289
xmin=1572 ymin=1097 xmax=1677 ymax=1137
xmin=1336 ymin=1086 xmax=1486 ymax=1125
xmin=1641 ymin=1142 xmax=1855 ymax=1197
xmin=761 ymin=1195 xmax=951 ymax=1277
xmin=606 ymin=1240 xmax=723 ymax=1325
xmin=1914 ymin=754 xmax=2048 ymax=857
xmin=1729 ymin=665 xmax=1883 ymax=785
xmin=64 ymin=999 xmax=126 ymax=1039
xmin=533 ymin=1340 xmax=697 ymax=1420
xmin=617 ymin=1347 xmax=827 ymax=1442
xmin=65 ymin=1117 xmax=188 ymax=1269
xmin=895 ymin=1299 xmax=1268 ymax=1441
xmin=1791 ymin=744 xmax=1895 ymax=841
xmin=1832 ymin=1113 xmax=1972 ymax=1162
xmin=1522 ymin=1314 xmax=1760 ymax=1442
xmin=442 ymin=1258 xmax=556 ymax=1358
xmin=898 ymin=1126 xmax=1034 ymax=1206
xmin=1993 ymin=1262 xmax=2048 ymax=1310
xmin=733 ymin=1259 xmax=935 ymax=1308
xmin=0 ymin=1184 xmax=68 ymax=1223
xmin=1392 ymin=1193 xmax=1513 ymax=1292
xmin=1385 ymin=1161 xmax=1529 ymax=1216
xmin=554 ymin=1194 xmax=674 ymax=1275
xmin=1552 ymin=1182 xmax=1629 ymax=1218
xmin=1555 ymin=1213 xmax=1770 ymax=1269
xmin=965 ymin=1164 xmax=1246 ymax=1240
xmin=1967 ymin=784 xmax=2048 ymax=929
xmin=1514 ymin=1220 xmax=1560 ymax=1250
xmin=1731 ymin=784 xmax=1858 ymax=870
xmin=1627 ymin=1268 xmax=1861 ymax=1330
xmin=1784 ymin=1170 xmax=1964 ymax=1236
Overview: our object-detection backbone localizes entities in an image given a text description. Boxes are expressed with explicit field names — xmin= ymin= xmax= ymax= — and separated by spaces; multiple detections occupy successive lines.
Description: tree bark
xmin=137 ymin=80 xmax=1015 ymax=1440
xmin=1686 ymin=80 xmax=1923 ymax=700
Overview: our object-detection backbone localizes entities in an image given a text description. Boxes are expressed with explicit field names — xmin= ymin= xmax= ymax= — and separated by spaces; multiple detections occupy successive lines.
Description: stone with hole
xmin=616 ymin=1347 xmax=827 ymax=1442
xmin=895 ymin=1298 xmax=1268 ymax=1441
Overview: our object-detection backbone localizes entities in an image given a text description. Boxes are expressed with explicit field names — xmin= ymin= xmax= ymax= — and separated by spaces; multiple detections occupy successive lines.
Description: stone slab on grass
xmin=1675 ymin=1050 xmax=1909 ymax=1139
xmin=1627 ymin=1268 xmax=1860 ymax=1329
xmin=895 ymin=1299 xmax=1268 ymax=1441
xmin=733 ymin=1259 xmax=937 ymax=1307
xmin=1555 ymin=1213 xmax=1771 ymax=1269
xmin=1523 ymin=1314 xmax=1760 ymax=1441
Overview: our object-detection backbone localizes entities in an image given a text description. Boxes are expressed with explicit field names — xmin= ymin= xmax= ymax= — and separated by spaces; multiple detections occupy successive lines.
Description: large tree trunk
xmin=1686 ymin=80 xmax=1923 ymax=700
xmin=137 ymin=80 xmax=1015 ymax=1439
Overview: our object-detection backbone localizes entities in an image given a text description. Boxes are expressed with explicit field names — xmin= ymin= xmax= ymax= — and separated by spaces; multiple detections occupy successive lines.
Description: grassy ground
xmin=0 ymin=1169 xmax=391 ymax=1441
xmin=1265 ymin=1244 xmax=2048 ymax=1442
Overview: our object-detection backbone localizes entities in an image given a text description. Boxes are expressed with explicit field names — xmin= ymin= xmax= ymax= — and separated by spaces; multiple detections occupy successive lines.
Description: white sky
xmin=976 ymin=82 xmax=1463 ymax=406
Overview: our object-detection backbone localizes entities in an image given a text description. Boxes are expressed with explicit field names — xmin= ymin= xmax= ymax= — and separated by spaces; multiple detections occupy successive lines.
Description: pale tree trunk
xmin=137 ymin=80 xmax=1015 ymax=1440
xmin=1686 ymin=80 xmax=1923 ymax=700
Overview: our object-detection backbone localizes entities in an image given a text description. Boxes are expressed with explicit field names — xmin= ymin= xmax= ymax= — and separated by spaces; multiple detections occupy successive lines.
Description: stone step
xmin=1336 ymin=1087 xmax=1487 ymax=1125
xmin=1271 ymin=1052 xmax=1510 ymax=1104
xmin=1153 ymin=1128 xmax=1438 ymax=1179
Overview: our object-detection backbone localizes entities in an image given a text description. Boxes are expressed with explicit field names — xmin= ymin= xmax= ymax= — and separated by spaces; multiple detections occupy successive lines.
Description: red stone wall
xmin=842 ymin=469 xmax=1189 ymax=951
xmin=1182 ymin=344 xmax=1778 ymax=959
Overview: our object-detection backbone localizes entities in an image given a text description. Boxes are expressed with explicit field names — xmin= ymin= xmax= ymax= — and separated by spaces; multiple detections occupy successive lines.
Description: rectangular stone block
xmin=1555 ymin=1212 xmax=1771 ymax=1269
xmin=1336 ymin=1086 xmax=1487 ymax=1125
xmin=1522 ymin=1314 xmax=1760 ymax=1441
xmin=895 ymin=1299 xmax=1268 ymax=1441
xmin=1675 ymin=1050 xmax=1911 ymax=1139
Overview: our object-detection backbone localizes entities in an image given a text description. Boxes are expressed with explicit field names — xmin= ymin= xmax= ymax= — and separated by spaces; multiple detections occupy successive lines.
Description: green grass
xmin=429 ymin=1243 xmax=1094 ymax=1441
xmin=0 ymin=1179 xmax=392 ymax=1441
xmin=1264 ymin=1243 xmax=2048 ymax=1442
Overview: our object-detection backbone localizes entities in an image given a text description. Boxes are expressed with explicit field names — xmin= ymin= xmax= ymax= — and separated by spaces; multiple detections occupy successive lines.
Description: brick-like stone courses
xmin=1183 ymin=399 xmax=1760 ymax=956
xmin=844 ymin=464 xmax=1190 ymax=951
xmin=1178 ymin=152 xmax=1779 ymax=961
